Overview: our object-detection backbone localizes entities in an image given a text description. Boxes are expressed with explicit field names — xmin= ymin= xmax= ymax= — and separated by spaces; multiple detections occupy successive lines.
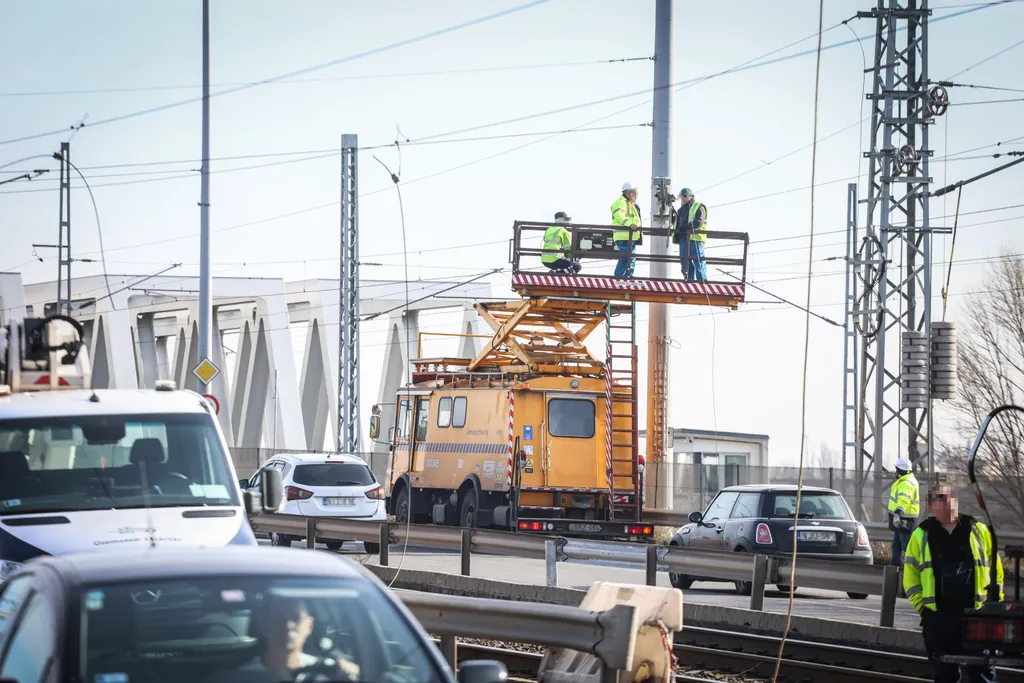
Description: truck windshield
xmin=0 ymin=413 xmax=239 ymax=515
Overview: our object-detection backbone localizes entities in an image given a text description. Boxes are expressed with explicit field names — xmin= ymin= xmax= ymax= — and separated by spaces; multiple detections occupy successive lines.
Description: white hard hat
xmin=621 ymin=182 xmax=636 ymax=192
xmin=895 ymin=457 xmax=912 ymax=471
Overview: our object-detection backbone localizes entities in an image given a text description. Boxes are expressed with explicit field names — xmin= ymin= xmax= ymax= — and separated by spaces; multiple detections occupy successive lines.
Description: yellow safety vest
xmin=684 ymin=201 xmax=709 ymax=243
xmin=611 ymin=195 xmax=641 ymax=243
xmin=888 ymin=473 xmax=920 ymax=517
xmin=903 ymin=520 xmax=1004 ymax=613
xmin=541 ymin=225 xmax=571 ymax=264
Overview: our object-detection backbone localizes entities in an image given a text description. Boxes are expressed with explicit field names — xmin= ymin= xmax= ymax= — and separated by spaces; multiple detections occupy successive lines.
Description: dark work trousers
xmin=921 ymin=609 xmax=998 ymax=683
xmin=543 ymin=258 xmax=581 ymax=275
xmin=891 ymin=528 xmax=913 ymax=565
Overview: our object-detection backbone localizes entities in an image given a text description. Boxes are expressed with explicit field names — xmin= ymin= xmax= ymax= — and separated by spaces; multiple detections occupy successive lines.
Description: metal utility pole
xmin=846 ymin=0 xmax=950 ymax=517
xmin=197 ymin=0 xmax=213 ymax=392
xmin=57 ymin=142 xmax=71 ymax=315
xmin=646 ymin=0 xmax=673 ymax=509
xmin=339 ymin=135 xmax=362 ymax=454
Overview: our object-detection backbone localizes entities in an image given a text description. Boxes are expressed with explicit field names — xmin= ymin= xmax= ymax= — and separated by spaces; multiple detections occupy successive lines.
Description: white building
xmin=640 ymin=427 xmax=771 ymax=513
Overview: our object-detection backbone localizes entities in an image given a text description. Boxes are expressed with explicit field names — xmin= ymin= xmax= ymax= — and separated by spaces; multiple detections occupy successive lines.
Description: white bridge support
xmin=13 ymin=273 xmax=493 ymax=459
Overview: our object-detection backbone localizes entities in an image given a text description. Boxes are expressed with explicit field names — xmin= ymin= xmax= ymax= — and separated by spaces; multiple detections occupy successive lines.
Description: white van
xmin=0 ymin=316 xmax=281 ymax=581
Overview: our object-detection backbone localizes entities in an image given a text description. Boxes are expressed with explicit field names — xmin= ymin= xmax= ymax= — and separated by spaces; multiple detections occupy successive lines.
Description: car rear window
xmin=292 ymin=463 xmax=375 ymax=487
xmin=768 ymin=492 xmax=851 ymax=519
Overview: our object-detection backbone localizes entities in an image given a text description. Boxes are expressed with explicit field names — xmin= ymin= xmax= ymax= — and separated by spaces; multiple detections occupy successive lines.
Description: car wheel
xmin=459 ymin=490 xmax=478 ymax=529
xmin=270 ymin=532 xmax=291 ymax=548
xmin=847 ymin=592 xmax=868 ymax=600
xmin=325 ymin=541 xmax=343 ymax=551
xmin=394 ymin=486 xmax=410 ymax=524
xmin=734 ymin=548 xmax=752 ymax=596
xmin=363 ymin=541 xmax=381 ymax=554
xmin=667 ymin=544 xmax=693 ymax=590
xmin=776 ymin=584 xmax=798 ymax=594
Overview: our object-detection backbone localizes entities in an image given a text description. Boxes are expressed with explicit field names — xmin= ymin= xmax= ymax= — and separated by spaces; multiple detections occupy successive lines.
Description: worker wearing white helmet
xmin=610 ymin=182 xmax=642 ymax=277
xmin=888 ymin=456 xmax=920 ymax=567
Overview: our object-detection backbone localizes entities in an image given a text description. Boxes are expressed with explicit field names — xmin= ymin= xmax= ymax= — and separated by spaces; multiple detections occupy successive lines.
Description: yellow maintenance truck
xmin=370 ymin=219 xmax=748 ymax=540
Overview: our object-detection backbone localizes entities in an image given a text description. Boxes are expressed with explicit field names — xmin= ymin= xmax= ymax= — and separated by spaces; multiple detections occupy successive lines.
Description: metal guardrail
xmin=396 ymin=589 xmax=637 ymax=674
xmin=250 ymin=514 xmax=910 ymax=627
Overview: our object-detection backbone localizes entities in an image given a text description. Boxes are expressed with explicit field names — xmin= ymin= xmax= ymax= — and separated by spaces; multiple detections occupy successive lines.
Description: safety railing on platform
xmin=508 ymin=220 xmax=749 ymax=308
xmin=247 ymin=512 xmax=963 ymax=628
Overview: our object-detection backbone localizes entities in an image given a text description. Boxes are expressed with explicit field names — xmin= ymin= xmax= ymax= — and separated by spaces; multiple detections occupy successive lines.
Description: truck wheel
xmin=459 ymin=490 xmax=478 ymax=528
xmin=394 ymin=486 xmax=410 ymax=524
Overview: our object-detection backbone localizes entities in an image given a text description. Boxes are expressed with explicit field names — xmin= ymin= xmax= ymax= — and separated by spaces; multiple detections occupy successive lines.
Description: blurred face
xmin=626 ymin=189 xmax=638 ymax=202
xmin=929 ymin=486 xmax=958 ymax=523
xmin=681 ymin=194 xmax=694 ymax=203
xmin=258 ymin=598 xmax=314 ymax=653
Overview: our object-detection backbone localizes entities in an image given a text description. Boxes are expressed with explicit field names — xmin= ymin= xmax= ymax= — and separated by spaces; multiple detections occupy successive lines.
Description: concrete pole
xmin=646 ymin=0 xmax=674 ymax=509
xmin=197 ymin=0 xmax=213 ymax=392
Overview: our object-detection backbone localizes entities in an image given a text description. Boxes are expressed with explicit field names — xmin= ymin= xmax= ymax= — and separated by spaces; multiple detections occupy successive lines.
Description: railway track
xmin=446 ymin=627 xmax=1024 ymax=683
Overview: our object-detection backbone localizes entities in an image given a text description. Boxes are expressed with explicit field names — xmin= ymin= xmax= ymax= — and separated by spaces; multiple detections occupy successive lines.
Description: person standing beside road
xmin=675 ymin=188 xmax=708 ymax=282
xmin=541 ymin=211 xmax=582 ymax=275
xmin=611 ymin=182 xmax=642 ymax=278
xmin=903 ymin=485 xmax=1003 ymax=683
xmin=888 ymin=457 xmax=920 ymax=566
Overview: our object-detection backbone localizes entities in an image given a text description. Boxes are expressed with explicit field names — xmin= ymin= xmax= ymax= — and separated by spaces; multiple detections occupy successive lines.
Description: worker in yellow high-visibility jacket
xmin=888 ymin=457 xmax=920 ymax=565
xmin=540 ymin=211 xmax=581 ymax=275
xmin=675 ymin=187 xmax=708 ymax=282
xmin=611 ymin=182 xmax=642 ymax=277
xmin=903 ymin=485 xmax=1003 ymax=683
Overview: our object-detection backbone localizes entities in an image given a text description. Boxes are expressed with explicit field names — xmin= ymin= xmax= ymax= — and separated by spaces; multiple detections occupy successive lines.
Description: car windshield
xmin=768 ymin=492 xmax=851 ymax=519
xmin=0 ymin=413 xmax=239 ymax=515
xmin=292 ymin=463 xmax=375 ymax=487
xmin=80 ymin=575 xmax=444 ymax=683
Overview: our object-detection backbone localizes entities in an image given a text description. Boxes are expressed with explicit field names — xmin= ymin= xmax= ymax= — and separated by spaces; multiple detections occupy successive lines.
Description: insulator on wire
xmin=930 ymin=321 xmax=957 ymax=400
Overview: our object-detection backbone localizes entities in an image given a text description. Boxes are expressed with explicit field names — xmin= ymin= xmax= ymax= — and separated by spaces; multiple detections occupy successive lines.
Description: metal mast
xmin=848 ymin=0 xmax=947 ymax=514
xmin=197 ymin=0 xmax=213 ymax=393
xmin=339 ymin=134 xmax=362 ymax=454
xmin=646 ymin=0 xmax=674 ymax=509
xmin=57 ymin=142 xmax=72 ymax=315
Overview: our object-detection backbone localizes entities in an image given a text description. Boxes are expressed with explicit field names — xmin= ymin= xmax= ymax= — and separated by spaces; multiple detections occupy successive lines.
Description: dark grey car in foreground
xmin=669 ymin=484 xmax=874 ymax=599
xmin=0 ymin=545 xmax=506 ymax=683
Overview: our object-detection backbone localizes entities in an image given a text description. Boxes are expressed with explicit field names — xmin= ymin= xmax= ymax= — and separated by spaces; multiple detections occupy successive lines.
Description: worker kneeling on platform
xmin=675 ymin=187 xmax=708 ymax=282
xmin=903 ymin=485 xmax=1003 ymax=683
xmin=541 ymin=211 xmax=582 ymax=275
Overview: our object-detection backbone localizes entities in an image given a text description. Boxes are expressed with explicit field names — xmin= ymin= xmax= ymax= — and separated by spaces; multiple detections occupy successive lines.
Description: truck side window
xmin=452 ymin=397 xmax=468 ymax=428
xmin=396 ymin=400 xmax=410 ymax=440
xmin=437 ymin=397 xmax=452 ymax=428
xmin=414 ymin=398 xmax=430 ymax=441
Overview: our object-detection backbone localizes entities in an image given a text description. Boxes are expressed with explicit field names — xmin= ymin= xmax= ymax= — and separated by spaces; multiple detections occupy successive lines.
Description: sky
xmin=2 ymin=0 xmax=1023 ymax=467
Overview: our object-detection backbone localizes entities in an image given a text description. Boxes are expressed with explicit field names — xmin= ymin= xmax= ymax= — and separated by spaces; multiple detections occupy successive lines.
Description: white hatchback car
xmin=242 ymin=452 xmax=386 ymax=552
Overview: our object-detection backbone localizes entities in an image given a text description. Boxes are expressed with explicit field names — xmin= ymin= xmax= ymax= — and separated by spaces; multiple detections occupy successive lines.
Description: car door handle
xmin=715 ymin=527 xmax=723 ymax=533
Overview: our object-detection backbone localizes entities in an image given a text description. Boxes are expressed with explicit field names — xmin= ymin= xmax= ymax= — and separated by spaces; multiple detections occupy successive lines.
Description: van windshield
xmin=0 ymin=413 xmax=239 ymax=515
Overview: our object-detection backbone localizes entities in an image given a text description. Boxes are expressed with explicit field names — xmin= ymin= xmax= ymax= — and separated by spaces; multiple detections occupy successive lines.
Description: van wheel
xmin=394 ymin=486 xmax=410 ymax=524
xmin=270 ymin=532 xmax=291 ymax=548
xmin=459 ymin=490 xmax=478 ymax=529
xmin=364 ymin=542 xmax=381 ymax=554
xmin=847 ymin=592 xmax=868 ymax=600
xmin=325 ymin=541 xmax=342 ymax=551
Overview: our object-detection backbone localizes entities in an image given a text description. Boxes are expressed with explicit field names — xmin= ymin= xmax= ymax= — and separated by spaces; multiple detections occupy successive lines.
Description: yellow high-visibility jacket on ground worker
xmin=541 ymin=225 xmax=571 ymax=264
xmin=611 ymin=195 xmax=641 ymax=243
xmin=903 ymin=517 xmax=1004 ymax=612
xmin=887 ymin=472 xmax=920 ymax=529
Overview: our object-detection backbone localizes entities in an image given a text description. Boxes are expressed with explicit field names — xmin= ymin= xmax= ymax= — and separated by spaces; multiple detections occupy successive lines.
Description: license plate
xmin=797 ymin=531 xmax=834 ymax=542
xmin=568 ymin=523 xmax=602 ymax=533
xmin=324 ymin=497 xmax=356 ymax=506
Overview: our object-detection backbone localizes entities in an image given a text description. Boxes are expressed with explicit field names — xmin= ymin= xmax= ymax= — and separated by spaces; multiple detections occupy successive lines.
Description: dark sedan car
xmin=0 ymin=545 xmax=506 ymax=683
xmin=668 ymin=484 xmax=873 ymax=599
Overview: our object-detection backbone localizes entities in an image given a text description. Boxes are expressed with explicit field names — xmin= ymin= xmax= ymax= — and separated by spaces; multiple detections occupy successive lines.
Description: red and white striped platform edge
xmin=512 ymin=273 xmax=745 ymax=298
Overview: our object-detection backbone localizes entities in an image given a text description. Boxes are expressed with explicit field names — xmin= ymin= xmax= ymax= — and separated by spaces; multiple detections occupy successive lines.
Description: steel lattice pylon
xmin=339 ymin=134 xmax=361 ymax=453
xmin=845 ymin=0 xmax=947 ymax=516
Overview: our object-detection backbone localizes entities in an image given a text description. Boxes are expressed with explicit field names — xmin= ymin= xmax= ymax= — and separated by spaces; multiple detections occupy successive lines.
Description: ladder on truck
xmin=605 ymin=302 xmax=640 ymax=522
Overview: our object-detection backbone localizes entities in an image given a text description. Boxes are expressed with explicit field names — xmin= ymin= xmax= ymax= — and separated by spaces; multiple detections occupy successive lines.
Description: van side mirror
xmin=369 ymin=414 xmax=381 ymax=440
xmin=456 ymin=660 xmax=508 ymax=683
xmin=261 ymin=468 xmax=283 ymax=512
xmin=688 ymin=511 xmax=703 ymax=524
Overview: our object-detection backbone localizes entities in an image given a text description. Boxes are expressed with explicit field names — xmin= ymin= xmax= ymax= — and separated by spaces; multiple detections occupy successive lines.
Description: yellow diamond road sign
xmin=192 ymin=358 xmax=220 ymax=385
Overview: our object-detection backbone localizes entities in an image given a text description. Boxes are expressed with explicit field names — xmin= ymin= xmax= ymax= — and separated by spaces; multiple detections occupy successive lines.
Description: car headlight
xmin=0 ymin=561 xmax=22 ymax=582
